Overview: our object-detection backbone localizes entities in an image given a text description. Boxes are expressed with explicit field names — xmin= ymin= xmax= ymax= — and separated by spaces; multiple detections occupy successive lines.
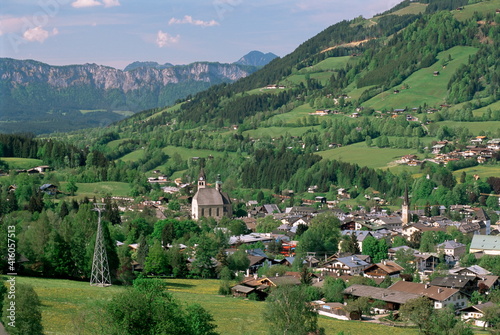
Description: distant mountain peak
xmin=124 ymin=61 xmax=174 ymax=71
xmin=234 ymin=51 xmax=278 ymax=67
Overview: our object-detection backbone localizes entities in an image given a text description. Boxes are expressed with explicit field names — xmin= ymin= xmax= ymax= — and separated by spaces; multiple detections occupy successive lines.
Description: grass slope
xmin=362 ymin=46 xmax=478 ymax=110
xmin=16 ymin=276 xmax=419 ymax=335
xmin=59 ymin=181 xmax=131 ymax=199
xmin=0 ymin=157 xmax=43 ymax=169
xmin=316 ymin=142 xmax=418 ymax=169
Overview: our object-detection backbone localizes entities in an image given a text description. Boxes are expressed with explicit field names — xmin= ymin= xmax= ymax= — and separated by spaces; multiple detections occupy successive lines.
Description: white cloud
xmin=23 ymin=26 xmax=58 ymax=43
xmin=72 ymin=0 xmax=102 ymax=8
xmin=156 ymin=30 xmax=180 ymax=48
xmin=102 ymin=0 xmax=120 ymax=8
xmin=0 ymin=16 xmax=26 ymax=35
xmin=168 ymin=15 xmax=219 ymax=27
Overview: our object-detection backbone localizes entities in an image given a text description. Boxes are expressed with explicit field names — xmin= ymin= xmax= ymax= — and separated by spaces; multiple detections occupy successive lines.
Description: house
xmin=436 ymin=240 xmax=466 ymax=262
xmin=450 ymin=265 xmax=491 ymax=277
xmin=388 ymin=245 xmax=418 ymax=260
xmin=191 ymin=169 xmax=232 ymax=220
xmin=322 ymin=255 xmax=370 ymax=275
xmin=388 ymin=281 xmax=468 ymax=309
xmin=39 ymin=183 xmax=58 ymax=195
xmin=373 ymin=216 xmax=403 ymax=230
xmin=340 ymin=230 xmax=374 ymax=252
xmin=460 ymin=302 xmax=498 ymax=328
xmin=363 ymin=260 xmax=404 ymax=279
xmin=343 ymin=284 xmax=422 ymax=312
xmin=469 ymin=235 xmax=500 ymax=255
xmin=429 ymin=275 xmax=478 ymax=296
xmin=414 ymin=253 xmax=441 ymax=273
xmin=478 ymin=275 xmax=499 ymax=292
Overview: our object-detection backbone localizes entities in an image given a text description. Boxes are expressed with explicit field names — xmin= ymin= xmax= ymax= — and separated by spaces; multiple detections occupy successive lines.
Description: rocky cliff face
xmin=1 ymin=58 xmax=254 ymax=92
xmin=0 ymin=58 xmax=257 ymax=133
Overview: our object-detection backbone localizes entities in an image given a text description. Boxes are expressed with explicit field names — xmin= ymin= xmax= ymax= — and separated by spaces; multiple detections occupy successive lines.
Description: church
xmin=191 ymin=169 xmax=232 ymax=220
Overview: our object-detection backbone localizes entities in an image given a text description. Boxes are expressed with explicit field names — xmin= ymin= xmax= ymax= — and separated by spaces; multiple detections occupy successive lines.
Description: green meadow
xmin=16 ymin=276 xmax=419 ymax=335
xmin=316 ymin=142 xmax=419 ymax=169
xmin=0 ymin=157 xmax=43 ymax=169
xmin=59 ymin=181 xmax=131 ymax=199
xmin=363 ymin=46 xmax=478 ymax=110
xmin=243 ymin=126 xmax=321 ymax=138
xmin=453 ymin=0 xmax=500 ymax=21
xmin=438 ymin=121 xmax=500 ymax=135
xmin=297 ymin=56 xmax=351 ymax=74
xmin=452 ymin=165 xmax=500 ymax=180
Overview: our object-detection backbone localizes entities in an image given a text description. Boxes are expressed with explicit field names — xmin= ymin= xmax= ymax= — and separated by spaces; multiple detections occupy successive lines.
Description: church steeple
xmin=198 ymin=168 xmax=206 ymax=189
xmin=402 ymin=185 xmax=410 ymax=225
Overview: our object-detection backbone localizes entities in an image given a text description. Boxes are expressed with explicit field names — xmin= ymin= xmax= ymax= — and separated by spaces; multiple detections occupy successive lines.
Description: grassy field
xmin=118 ymin=148 xmax=145 ymax=162
xmin=297 ymin=56 xmax=351 ymax=74
xmin=453 ymin=0 xmax=500 ymax=21
xmin=243 ymin=126 xmax=321 ymax=138
xmin=390 ymin=2 xmax=427 ymax=15
xmin=363 ymin=46 xmax=478 ymax=110
xmin=438 ymin=121 xmax=500 ymax=135
xmin=452 ymin=164 xmax=500 ymax=180
xmin=16 ymin=276 xmax=420 ymax=335
xmin=0 ymin=157 xmax=44 ymax=169
xmin=59 ymin=181 xmax=131 ymax=199
xmin=316 ymin=142 xmax=418 ymax=169
xmin=162 ymin=145 xmax=229 ymax=161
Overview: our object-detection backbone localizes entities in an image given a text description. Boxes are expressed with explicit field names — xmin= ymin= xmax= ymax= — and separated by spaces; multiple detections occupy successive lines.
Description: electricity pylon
xmin=90 ymin=204 xmax=112 ymax=287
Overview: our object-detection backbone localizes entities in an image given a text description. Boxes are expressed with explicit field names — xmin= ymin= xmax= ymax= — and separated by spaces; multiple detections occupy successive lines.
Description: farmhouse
xmin=343 ymin=284 xmax=421 ymax=311
xmin=388 ymin=281 xmax=468 ymax=309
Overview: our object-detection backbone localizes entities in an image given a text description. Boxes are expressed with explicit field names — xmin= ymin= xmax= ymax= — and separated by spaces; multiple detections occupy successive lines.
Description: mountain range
xmin=0 ymin=51 xmax=277 ymax=134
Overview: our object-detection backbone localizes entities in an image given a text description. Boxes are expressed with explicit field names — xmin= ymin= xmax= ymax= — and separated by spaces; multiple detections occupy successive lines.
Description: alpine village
xmin=2 ymin=0 xmax=500 ymax=334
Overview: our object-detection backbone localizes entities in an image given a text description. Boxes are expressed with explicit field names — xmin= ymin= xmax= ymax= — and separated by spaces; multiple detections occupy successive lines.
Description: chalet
xmin=373 ymin=216 xmax=403 ymax=229
xmin=343 ymin=284 xmax=422 ymax=312
xmin=39 ymin=183 xmax=58 ymax=195
xmin=471 ymin=136 xmax=487 ymax=144
xmin=469 ymin=235 xmax=500 ymax=255
xmin=487 ymin=139 xmax=500 ymax=150
xmin=460 ymin=302 xmax=498 ymax=328
xmin=363 ymin=260 xmax=404 ymax=279
xmin=432 ymin=144 xmax=446 ymax=154
xmin=450 ymin=265 xmax=491 ymax=278
xmin=388 ymin=245 xmax=418 ymax=260
xmin=478 ymin=275 xmax=499 ymax=292
xmin=260 ymin=275 xmax=301 ymax=287
xmin=388 ymin=281 xmax=468 ymax=309
xmin=429 ymin=275 xmax=478 ymax=296
xmin=322 ymin=255 xmax=370 ymax=275
xmin=458 ymin=220 xmax=481 ymax=235
xmin=414 ymin=253 xmax=440 ymax=273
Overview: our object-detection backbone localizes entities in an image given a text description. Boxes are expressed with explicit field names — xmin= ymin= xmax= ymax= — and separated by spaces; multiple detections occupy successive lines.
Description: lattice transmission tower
xmin=90 ymin=204 xmax=112 ymax=287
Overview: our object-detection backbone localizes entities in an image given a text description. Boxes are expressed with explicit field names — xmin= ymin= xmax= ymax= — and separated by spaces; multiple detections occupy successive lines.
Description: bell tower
xmin=198 ymin=168 xmax=206 ymax=189
xmin=402 ymin=185 xmax=411 ymax=225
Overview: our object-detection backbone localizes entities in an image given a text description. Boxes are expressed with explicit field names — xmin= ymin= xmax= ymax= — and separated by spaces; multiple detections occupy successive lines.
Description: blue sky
xmin=0 ymin=0 xmax=401 ymax=69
